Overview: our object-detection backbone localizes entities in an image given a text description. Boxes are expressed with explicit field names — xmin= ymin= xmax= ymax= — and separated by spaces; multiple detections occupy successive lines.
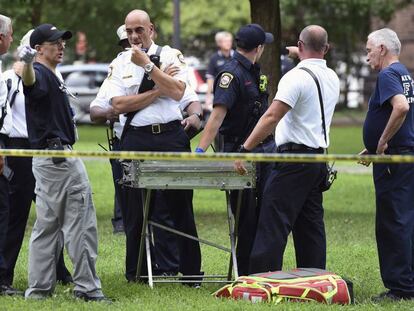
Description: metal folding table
xmin=120 ymin=159 xmax=255 ymax=288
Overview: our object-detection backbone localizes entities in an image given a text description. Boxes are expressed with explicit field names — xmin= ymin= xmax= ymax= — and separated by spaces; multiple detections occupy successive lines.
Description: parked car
xmin=58 ymin=61 xmax=208 ymax=124
xmin=58 ymin=63 xmax=109 ymax=124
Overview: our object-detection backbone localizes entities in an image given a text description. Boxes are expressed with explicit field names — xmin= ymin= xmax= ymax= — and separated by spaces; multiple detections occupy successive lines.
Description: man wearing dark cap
xmin=19 ymin=24 xmax=108 ymax=302
xmin=235 ymin=25 xmax=339 ymax=273
xmin=196 ymin=23 xmax=276 ymax=276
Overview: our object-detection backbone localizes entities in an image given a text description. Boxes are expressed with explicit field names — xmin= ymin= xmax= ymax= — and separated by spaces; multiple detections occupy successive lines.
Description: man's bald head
xmin=125 ymin=9 xmax=151 ymax=25
xmin=299 ymin=25 xmax=328 ymax=53
xmin=124 ymin=9 xmax=153 ymax=48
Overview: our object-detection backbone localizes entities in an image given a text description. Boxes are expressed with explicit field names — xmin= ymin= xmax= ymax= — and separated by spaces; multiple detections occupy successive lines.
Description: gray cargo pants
xmin=25 ymin=156 xmax=103 ymax=298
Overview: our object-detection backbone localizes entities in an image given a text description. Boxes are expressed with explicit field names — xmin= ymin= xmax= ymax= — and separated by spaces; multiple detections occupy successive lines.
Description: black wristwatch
xmin=192 ymin=112 xmax=203 ymax=121
xmin=237 ymin=145 xmax=250 ymax=153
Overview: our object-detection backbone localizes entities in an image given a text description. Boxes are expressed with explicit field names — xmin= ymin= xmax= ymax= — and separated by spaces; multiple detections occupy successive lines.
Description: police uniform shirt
xmin=206 ymin=49 xmax=234 ymax=80
xmin=0 ymin=61 xmax=12 ymax=136
xmin=213 ymin=51 xmax=264 ymax=138
xmin=90 ymin=77 xmax=123 ymax=139
xmin=274 ymin=58 xmax=340 ymax=149
xmin=24 ymin=62 xmax=76 ymax=149
xmin=3 ymin=70 xmax=27 ymax=138
xmin=108 ymin=42 xmax=188 ymax=127
xmin=363 ymin=62 xmax=414 ymax=153
xmin=178 ymin=85 xmax=199 ymax=111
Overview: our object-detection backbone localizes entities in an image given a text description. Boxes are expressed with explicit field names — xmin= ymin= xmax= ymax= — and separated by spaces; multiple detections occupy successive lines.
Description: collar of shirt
xmin=296 ymin=58 xmax=327 ymax=68
xmin=147 ymin=41 xmax=159 ymax=55
xmin=234 ymin=51 xmax=255 ymax=71
xmin=217 ymin=49 xmax=235 ymax=58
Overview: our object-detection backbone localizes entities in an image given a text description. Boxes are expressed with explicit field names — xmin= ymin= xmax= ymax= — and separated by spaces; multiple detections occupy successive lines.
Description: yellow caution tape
xmin=0 ymin=148 xmax=413 ymax=163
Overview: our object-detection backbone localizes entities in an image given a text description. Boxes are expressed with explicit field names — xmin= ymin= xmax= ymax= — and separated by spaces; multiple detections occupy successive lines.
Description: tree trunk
xmin=30 ymin=0 xmax=44 ymax=26
xmin=249 ymin=0 xmax=281 ymax=101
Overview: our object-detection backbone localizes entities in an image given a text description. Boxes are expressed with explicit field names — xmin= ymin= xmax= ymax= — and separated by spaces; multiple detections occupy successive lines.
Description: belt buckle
xmin=151 ymin=124 xmax=161 ymax=134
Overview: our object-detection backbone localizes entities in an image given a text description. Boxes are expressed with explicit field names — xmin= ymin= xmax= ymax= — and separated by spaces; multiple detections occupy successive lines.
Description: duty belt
xmin=277 ymin=142 xmax=324 ymax=154
xmin=127 ymin=120 xmax=181 ymax=135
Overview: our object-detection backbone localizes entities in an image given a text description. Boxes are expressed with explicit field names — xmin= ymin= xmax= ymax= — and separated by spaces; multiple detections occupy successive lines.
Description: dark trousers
xmin=0 ymin=174 xmax=10 ymax=283
xmin=224 ymin=140 xmax=275 ymax=276
xmin=110 ymin=137 xmax=123 ymax=228
xmin=249 ymin=155 xmax=326 ymax=274
xmin=120 ymin=126 xmax=201 ymax=280
xmin=373 ymin=160 xmax=414 ymax=295
xmin=0 ymin=138 xmax=70 ymax=285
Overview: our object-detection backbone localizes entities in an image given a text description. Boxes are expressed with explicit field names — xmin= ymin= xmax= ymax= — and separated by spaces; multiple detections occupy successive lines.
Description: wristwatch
xmin=144 ymin=62 xmax=155 ymax=74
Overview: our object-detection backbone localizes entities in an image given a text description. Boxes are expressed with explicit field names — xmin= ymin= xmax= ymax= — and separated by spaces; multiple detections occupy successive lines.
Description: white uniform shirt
xmin=274 ymin=58 xmax=340 ymax=149
xmin=3 ymin=69 xmax=27 ymax=138
xmin=0 ymin=61 xmax=12 ymax=136
xmin=108 ymin=42 xmax=188 ymax=127
xmin=90 ymin=77 xmax=123 ymax=139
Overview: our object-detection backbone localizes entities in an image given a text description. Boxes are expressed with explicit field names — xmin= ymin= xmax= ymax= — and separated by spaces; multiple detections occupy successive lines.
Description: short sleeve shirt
xmin=274 ymin=59 xmax=340 ymax=148
xmin=206 ymin=50 xmax=234 ymax=80
xmin=3 ymin=70 xmax=27 ymax=138
xmin=108 ymin=42 xmax=188 ymax=127
xmin=0 ymin=61 xmax=12 ymax=136
xmin=213 ymin=51 xmax=266 ymax=138
xmin=363 ymin=62 xmax=414 ymax=153
xmin=24 ymin=62 xmax=76 ymax=149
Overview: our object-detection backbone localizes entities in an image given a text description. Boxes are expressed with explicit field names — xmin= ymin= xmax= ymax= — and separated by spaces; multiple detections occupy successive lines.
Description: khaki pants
xmin=25 ymin=157 xmax=103 ymax=298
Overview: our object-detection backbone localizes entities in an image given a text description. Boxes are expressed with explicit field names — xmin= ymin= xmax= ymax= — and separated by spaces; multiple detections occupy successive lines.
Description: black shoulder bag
xmin=120 ymin=46 xmax=163 ymax=143
xmin=299 ymin=67 xmax=337 ymax=192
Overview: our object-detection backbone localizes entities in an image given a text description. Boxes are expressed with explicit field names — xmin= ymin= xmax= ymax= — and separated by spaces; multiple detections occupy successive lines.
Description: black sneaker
xmin=113 ymin=223 xmax=125 ymax=234
xmin=0 ymin=284 xmax=24 ymax=296
xmin=180 ymin=271 xmax=204 ymax=289
xmin=372 ymin=290 xmax=414 ymax=302
xmin=73 ymin=290 xmax=112 ymax=304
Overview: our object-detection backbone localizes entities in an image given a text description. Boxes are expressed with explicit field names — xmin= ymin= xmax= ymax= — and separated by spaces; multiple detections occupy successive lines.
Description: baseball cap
xmin=116 ymin=24 xmax=128 ymax=45
xmin=235 ymin=24 xmax=274 ymax=50
xmin=30 ymin=23 xmax=72 ymax=48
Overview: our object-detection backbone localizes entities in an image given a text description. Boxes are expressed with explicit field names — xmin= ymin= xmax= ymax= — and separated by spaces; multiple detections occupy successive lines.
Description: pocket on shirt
xmin=122 ymin=78 xmax=142 ymax=95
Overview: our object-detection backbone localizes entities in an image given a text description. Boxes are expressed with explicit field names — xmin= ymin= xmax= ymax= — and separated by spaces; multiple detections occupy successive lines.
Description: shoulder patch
xmin=107 ymin=65 xmax=113 ymax=79
xmin=219 ymin=73 xmax=234 ymax=88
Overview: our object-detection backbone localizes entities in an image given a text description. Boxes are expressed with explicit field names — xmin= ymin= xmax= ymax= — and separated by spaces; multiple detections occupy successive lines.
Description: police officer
xmin=90 ymin=40 xmax=202 ymax=277
xmin=205 ymin=31 xmax=234 ymax=111
xmin=0 ymin=13 xmax=19 ymax=296
xmin=235 ymin=25 xmax=339 ymax=274
xmin=108 ymin=9 xmax=202 ymax=284
xmin=196 ymin=23 xmax=275 ymax=276
xmin=20 ymin=23 xmax=108 ymax=301
xmin=360 ymin=28 xmax=414 ymax=301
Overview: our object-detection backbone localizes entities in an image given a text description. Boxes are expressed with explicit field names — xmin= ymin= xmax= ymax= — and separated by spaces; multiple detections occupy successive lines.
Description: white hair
xmin=215 ymin=31 xmax=232 ymax=44
xmin=368 ymin=28 xmax=401 ymax=55
xmin=19 ymin=29 xmax=34 ymax=49
xmin=0 ymin=14 xmax=11 ymax=35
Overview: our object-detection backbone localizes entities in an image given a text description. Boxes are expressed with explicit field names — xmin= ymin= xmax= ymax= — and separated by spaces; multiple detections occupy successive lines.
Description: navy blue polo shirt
xmin=24 ymin=62 xmax=76 ymax=149
xmin=363 ymin=62 xmax=414 ymax=153
xmin=213 ymin=51 xmax=267 ymax=138
xmin=206 ymin=50 xmax=234 ymax=80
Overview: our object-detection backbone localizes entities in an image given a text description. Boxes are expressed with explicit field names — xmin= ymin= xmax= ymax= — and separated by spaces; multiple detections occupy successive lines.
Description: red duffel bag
xmin=214 ymin=268 xmax=353 ymax=305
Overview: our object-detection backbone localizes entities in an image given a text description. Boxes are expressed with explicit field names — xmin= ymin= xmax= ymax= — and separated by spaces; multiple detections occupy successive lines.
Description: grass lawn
xmin=5 ymin=125 xmax=414 ymax=310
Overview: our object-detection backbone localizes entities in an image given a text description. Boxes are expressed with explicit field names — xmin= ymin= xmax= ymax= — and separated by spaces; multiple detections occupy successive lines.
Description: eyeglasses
xmin=43 ymin=39 xmax=66 ymax=48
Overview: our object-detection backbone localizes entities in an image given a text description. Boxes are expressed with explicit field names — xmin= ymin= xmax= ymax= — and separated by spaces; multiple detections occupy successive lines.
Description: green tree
xmin=280 ymin=0 xmax=414 ymax=107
